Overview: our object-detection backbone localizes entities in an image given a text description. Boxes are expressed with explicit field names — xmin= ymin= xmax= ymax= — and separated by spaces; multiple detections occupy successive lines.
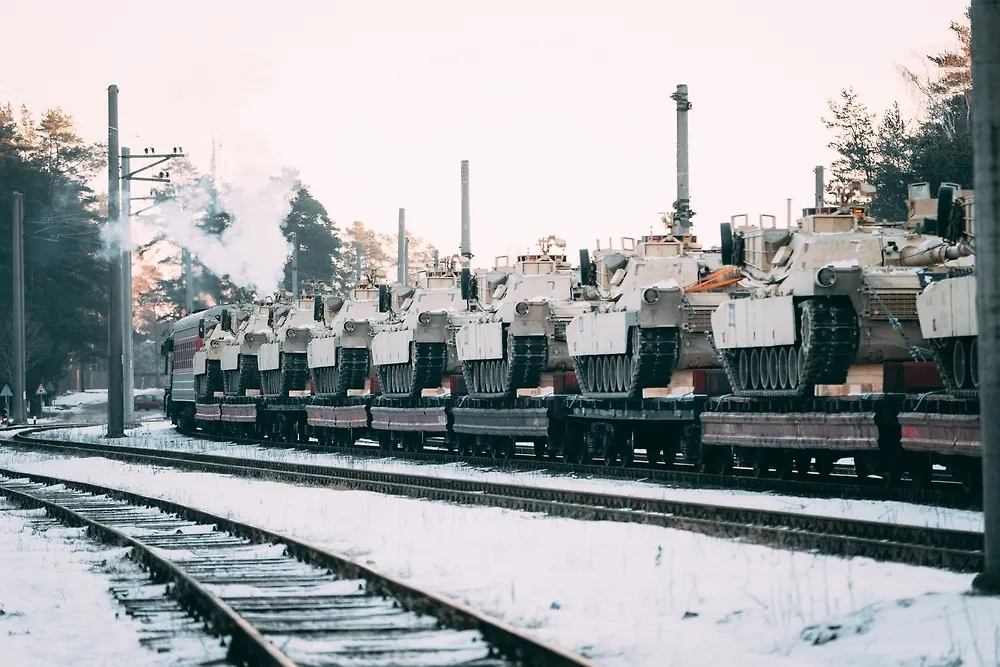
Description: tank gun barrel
xmin=898 ymin=240 xmax=974 ymax=266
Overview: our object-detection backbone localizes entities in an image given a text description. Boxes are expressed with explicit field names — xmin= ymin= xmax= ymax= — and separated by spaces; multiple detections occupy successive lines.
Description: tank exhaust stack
xmin=397 ymin=208 xmax=406 ymax=286
xmin=670 ymin=84 xmax=693 ymax=237
xmin=461 ymin=160 xmax=472 ymax=264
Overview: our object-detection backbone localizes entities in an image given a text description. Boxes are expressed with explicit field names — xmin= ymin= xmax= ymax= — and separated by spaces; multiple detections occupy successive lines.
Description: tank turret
xmin=307 ymin=272 xmax=391 ymax=397
xmin=709 ymin=181 xmax=973 ymax=397
xmin=455 ymin=236 xmax=583 ymax=397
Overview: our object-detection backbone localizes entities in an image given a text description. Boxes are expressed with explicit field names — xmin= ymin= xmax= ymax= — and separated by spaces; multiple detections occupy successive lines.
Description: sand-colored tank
xmin=370 ymin=255 xmax=477 ymax=397
xmin=218 ymin=299 xmax=277 ymax=396
xmin=191 ymin=310 xmax=234 ymax=400
xmin=915 ymin=186 xmax=977 ymax=395
xmin=710 ymin=182 xmax=974 ymax=397
xmin=455 ymin=236 xmax=583 ymax=397
xmin=257 ymin=293 xmax=323 ymax=397
xmin=566 ymin=228 xmax=740 ymax=398
xmin=307 ymin=275 xmax=390 ymax=397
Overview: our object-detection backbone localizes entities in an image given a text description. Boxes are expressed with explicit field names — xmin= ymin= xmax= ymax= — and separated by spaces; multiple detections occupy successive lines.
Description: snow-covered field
xmin=0 ymin=495 xmax=224 ymax=666
xmin=0 ymin=449 xmax=995 ymax=667
xmin=41 ymin=420 xmax=985 ymax=532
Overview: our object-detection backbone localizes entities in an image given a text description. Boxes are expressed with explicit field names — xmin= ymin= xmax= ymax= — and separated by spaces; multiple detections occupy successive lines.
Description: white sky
xmin=3 ymin=0 xmax=968 ymax=269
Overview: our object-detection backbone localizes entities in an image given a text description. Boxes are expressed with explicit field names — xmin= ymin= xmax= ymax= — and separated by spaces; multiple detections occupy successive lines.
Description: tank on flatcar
xmin=257 ymin=292 xmax=323 ymax=397
xmin=455 ymin=236 xmax=583 ymax=397
xmin=566 ymin=225 xmax=740 ymax=398
xmin=218 ymin=298 xmax=279 ymax=396
xmin=709 ymin=181 xmax=974 ymax=397
xmin=307 ymin=275 xmax=390 ymax=397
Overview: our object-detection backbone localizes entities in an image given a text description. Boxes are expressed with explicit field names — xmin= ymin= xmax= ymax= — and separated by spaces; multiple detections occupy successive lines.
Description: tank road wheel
xmin=738 ymin=349 xmax=750 ymax=390
xmin=786 ymin=347 xmax=800 ymax=389
xmin=767 ymin=348 xmax=780 ymax=390
xmin=749 ymin=349 xmax=761 ymax=390
xmin=970 ymin=339 xmax=979 ymax=389
xmin=777 ymin=347 xmax=789 ymax=389
xmin=953 ymin=338 xmax=968 ymax=389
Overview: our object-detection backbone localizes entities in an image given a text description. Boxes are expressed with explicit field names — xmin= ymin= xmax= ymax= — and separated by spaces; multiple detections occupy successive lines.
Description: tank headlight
xmin=515 ymin=301 xmax=530 ymax=317
xmin=244 ymin=332 xmax=255 ymax=343
xmin=286 ymin=328 xmax=296 ymax=339
xmin=816 ymin=267 xmax=837 ymax=288
xmin=210 ymin=338 xmax=219 ymax=347
xmin=642 ymin=288 xmax=660 ymax=305
xmin=418 ymin=312 xmax=432 ymax=325
xmin=343 ymin=320 xmax=356 ymax=332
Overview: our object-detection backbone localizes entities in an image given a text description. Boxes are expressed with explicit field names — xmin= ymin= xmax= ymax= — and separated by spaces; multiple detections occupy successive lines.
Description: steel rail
xmin=0 ymin=466 xmax=597 ymax=667
xmin=7 ymin=429 xmax=985 ymax=573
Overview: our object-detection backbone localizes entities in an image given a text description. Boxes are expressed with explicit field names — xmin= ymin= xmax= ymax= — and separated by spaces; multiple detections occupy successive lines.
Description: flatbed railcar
xmin=165 ymin=311 xmax=981 ymax=492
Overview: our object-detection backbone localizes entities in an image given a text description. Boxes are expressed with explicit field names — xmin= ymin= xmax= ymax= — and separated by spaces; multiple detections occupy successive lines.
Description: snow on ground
xmin=0 ymin=496 xmax=220 ymax=666
xmin=51 ymin=389 xmax=110 ymax=409
xmin=41 ymin=420 xmax=985 ymax=532
xmin=0 ymin=450 xmax=994 ymax=667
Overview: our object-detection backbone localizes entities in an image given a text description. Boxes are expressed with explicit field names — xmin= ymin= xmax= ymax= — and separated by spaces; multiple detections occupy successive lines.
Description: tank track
xmin=311 ymin=347 xmax=370 ymax=397
xmin=225 ymin=355 xmax=261 ymax=396
xmin=463 ymin=333 xmax=548 ymax=398
xmin=928 ymin=336 xmax=978 ymax=399
xmin=711 ymin=298 xmax=859 ymax=398
xmin=195 ymin=360 xmax=224 ymax=400
xmin=573 ymin=326 xmax=681 ymax=399
xmin=377 ymin=342 xmax=448 ymax=398
xmin=262 ymin=352 xmax=309 ymax=397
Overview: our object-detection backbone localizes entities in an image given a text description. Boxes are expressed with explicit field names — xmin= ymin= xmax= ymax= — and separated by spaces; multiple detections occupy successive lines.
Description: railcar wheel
xmin=953 ymin=338 xmax=968 ymax=389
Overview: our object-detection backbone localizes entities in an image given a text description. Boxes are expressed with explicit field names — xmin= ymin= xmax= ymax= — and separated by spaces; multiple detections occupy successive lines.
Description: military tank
xmin=914 ymin=186 xmax=977 ymax=395
xmin=257 ymin=293 xmax=322 ymax=397
xmin=218 ymin=299 xmax=276 ymax=396
xmin=191 ymin=310 xmax=232 ymax=401
xmin=455 ymin=236 xmax=587 ymax=397
xmin=709 ymin=181 xmax=974 ymax=397
xmin=307 ymin=275 xmax=390 ymax=396
xmin=370 ymin=255 xmax=477 ymax=397
xmin=567 ymin=229 xmax=739 ymax=398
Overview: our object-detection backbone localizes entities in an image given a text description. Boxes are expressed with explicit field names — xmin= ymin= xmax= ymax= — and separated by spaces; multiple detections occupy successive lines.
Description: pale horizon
xmin=4 ymin=0 xmax=969 ymax=269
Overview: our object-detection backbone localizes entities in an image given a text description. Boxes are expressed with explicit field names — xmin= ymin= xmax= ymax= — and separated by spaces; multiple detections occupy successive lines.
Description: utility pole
xmin=814 ymin=166 xmax=825 ymax=208
xmin=460 ymin=160 xmax=472 ymax=264
xmin=397 ymin=208 xmax=406 ymax=285
xmin=121 ymin=147 xmax=133 ymax=424
xmin=182 ymin=248 xmax=194 ymax=314
xmin=107 ymin=85 xmax=124 ymax=438
xmin=972 ymin=0 xmax=1000 ymax=595
xmin=291 ymin=232 xmax=299 ymax=299
xmin=11 ymin=193 xmax=26 ymax=424
xmin=354 ymin=242 xmax=363 ymax=284
xmin=670 ymin=84 xmax=693 ymax=237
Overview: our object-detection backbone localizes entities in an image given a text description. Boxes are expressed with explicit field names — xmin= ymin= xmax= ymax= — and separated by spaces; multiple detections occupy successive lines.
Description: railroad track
xmin=181 ymin=427 xmax=980 ymax=511
xmin=5 ymin=429 xmax=985 ymax=573
xmin=0 ymin=467 xmax=595 ymax=667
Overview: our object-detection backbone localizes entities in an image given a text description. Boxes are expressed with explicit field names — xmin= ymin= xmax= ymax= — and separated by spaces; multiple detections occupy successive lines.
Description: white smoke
xmin=105 ymin=169 xmax=300 ymax=295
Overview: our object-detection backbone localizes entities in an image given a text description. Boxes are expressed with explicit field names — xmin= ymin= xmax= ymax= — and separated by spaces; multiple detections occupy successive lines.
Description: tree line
xmin=0 ymin=107 xmax=437 ymax=396
xmin=823 ymin=7 xmax=972 ymax=219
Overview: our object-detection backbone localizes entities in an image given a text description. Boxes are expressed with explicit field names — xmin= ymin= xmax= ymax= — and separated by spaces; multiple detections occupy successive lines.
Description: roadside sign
xmin=0 ymin=385 xmax=11 ymax=398
xmin=35 ymin=384 xmax=47 ymax=396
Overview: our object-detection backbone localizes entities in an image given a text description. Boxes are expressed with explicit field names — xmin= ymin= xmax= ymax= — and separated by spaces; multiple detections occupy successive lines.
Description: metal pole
xmin=404 ymin=236 xmax=410 ymax=283
xmin=786 ymin=198 xmax=792 ymax=228
xmin=182 ymin=248 xmax=194 ymax=314
xmin=11 ymin=192 xmax=26 ymax=424
xmin=121 ymin=147 xmax=133 ymax=425
xmin=972 ymin=0 xmax=1000 ymax=595
xmin=460 ymin=160 xmax=472 ymax=261
xmin=291 ymin=231 xmax=299 ymax=299
xmin=397 ymin=208 xmax=406 ymax=285
xmin=814 ymin=166 xmax=825 ymax=208
xmin=107 ymin=84 xmax=124 ymax=438
xmin=671 ymin=84 xmax=693 ymax=237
